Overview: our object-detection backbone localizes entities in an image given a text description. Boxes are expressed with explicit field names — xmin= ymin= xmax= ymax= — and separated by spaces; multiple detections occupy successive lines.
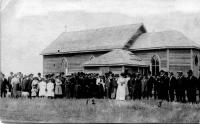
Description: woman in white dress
xmin=46 ymin=79 xmax=55 ymax=99
xmin=38 ymin=78 xmax=47 ymax=97
xmin=116 ymin=73 xmax=126 ymax=100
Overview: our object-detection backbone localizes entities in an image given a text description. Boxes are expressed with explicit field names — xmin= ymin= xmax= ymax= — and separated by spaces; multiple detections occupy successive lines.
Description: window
xmin=195 ymin=55 xmax=198 ymax=66
xmin=89 ymin=55 xmax=95 ymax=60
xmin=61 ymin=58 xmax=68 ymax=74
xmin=151 ymin=55 xmax=160 ymax=76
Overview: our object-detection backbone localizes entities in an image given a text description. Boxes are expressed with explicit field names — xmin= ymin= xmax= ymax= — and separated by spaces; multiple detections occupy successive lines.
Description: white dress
xmin=116 ymin=77 xmax=126 ymax=100
xmin=46 ymin=81 xmax=55 ymax=97
xmin=38 ymin=81 xmax=47 ymax=97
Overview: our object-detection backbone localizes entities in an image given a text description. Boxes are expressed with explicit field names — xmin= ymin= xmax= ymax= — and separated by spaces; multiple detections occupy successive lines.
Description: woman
xmin=38 ymin=78 xmax=47 ymax=97
xmin=125 ymin=74 xmax=130 ymax=100
xmin=55 ymin=76 xmax=63 ymax=98
xmin=31 ymin=77 xmax=39 ymax=98
xmin=116 ymin=73 xmax=126 ymax=101
xmin=46 ymin=78 xmax=55 ymax=99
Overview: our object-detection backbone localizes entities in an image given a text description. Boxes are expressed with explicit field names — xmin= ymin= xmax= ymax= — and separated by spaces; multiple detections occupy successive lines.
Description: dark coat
xmin=169 ymin=76 xmax=176 ymax=90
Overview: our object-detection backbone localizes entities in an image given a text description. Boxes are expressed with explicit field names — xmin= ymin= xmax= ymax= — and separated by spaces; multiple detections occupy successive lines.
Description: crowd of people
xmin=0 ymin=69 xmax=200 ymax=103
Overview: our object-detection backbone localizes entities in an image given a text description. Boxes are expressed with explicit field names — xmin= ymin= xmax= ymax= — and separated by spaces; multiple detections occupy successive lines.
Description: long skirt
xmin=55 ymin=85 xmax=62 ymax=95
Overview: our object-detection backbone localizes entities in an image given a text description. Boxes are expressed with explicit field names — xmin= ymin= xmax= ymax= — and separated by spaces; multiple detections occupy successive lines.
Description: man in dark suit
xmin=1 ymin=74 xmax=8 ymax=97
xmin=160 ymin=72 xmax=170 ymax=101
xmin=146 ymin=72 xmax=155 ymax=99
xmin=175 ymin=71 xmax=186 ymax=103
xmin=169 ymin=72 xmax=176 ymax=102
xmin=186 ymin=70 xmax=197 ymax=103
xmin=128 ymin=73 xmax=136 ymax=100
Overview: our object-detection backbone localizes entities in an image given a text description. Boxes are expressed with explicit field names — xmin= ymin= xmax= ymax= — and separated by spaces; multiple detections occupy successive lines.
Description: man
xmin=146 ymin=72 xmax=155 ymax=99
xmin=105 ymin=73 xmax=111 ymax=99
xmin=8 ymin=72 xmax=14 ymax=93
xmin=186 ymin=70 xmax=197 ymax=103
xmin=169 ymin=72 xmax=177 ymax=102
xmin=27 ymin=74 xmax=34 ymax=98
xmin=162 ymin=72 xmax=170 ymax=101
xmin=11 ymin=74 xmax=20 ymax=98
xmin=128 ymin=73 xmax=136 ymax=100
xmin=175 ymin=71 xmax=186 ymax=103
xmin=135 ymin=73 xmax=142 ymax=100
xmin=1 ymin=74 xmax=8 ymax=97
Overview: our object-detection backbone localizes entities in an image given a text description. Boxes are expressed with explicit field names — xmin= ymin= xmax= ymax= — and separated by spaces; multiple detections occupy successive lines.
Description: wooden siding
xmin=169 ymin=49 xmax=191 ymax=76
xmin=133 ymin=49 xmax=167 ymax=71
xmin=43 ymin=51 xmax=108 ymax=75
xmin=110 ymin=66 xmax=122 ymax=74
xmin=84 ymin=67 xmax=100 ymax=74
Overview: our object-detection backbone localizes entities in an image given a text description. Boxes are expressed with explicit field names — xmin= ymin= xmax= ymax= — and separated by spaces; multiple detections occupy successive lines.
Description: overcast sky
xmin=2 ymin=0 xmax=200 ymax=76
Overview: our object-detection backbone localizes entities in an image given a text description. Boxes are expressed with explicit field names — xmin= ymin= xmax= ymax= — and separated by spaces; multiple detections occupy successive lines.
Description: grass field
xmin=0 ymin=98 xmax=200 ymax=123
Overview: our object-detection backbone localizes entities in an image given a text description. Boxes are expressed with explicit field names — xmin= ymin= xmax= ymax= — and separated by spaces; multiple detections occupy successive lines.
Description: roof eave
xmin=40 ymin=48 xmax=115 ymax=55
xmin=83 ymin=63 xmax=149 ymax=67
xmin=129 ymin=46 xmax=200 ymax=51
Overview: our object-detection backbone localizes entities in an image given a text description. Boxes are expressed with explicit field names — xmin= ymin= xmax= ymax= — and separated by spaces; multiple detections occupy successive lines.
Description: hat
xmin=187 ymin=70 xmax=193 ymax=74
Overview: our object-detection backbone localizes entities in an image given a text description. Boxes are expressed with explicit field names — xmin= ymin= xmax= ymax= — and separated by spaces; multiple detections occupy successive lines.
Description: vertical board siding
xmin=169 ymin=49 xmax=191 ymax=76
xmin=133 ymin=49 xmax=167 ymax=70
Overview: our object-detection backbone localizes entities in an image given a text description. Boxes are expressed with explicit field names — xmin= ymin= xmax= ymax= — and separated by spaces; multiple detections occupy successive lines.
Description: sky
xmin=1 ymin=0 xmax=200 ymax=76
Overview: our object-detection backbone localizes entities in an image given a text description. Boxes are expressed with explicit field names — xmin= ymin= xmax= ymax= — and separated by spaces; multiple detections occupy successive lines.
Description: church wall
xmin=43 ymin=51 xmax=108 ymax=75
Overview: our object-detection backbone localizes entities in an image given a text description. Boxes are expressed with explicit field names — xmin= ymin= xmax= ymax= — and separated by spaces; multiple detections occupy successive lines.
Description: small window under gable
xmin=89 ymin=55 xmax=95 ymax=60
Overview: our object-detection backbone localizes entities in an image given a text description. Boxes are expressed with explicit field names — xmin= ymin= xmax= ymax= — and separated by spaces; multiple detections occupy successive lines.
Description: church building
xmin=41 ymin=23 xmax=200 ymax=77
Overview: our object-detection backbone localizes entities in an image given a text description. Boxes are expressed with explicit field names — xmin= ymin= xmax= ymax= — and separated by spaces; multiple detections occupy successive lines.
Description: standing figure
xmin=175 ymin=71 xmax=186 ymax=103
xmin=135 ymin=73 xmax=142 ymax=100
xmin=186 ymin=70 xmax=197 ymax=103
xmin=110 ymin=75 xmax=118 ymax=99
xmin=55 ymin=76 xmax=63 ymax=98
xmin=141 ymin=75 xmax=148 ymax=99
xmin=169 ymin=72 xmax=176 ymax=102
xmin=128 ymin=73 xmax=136 ymax=100
xmin=11 ymin=74 xmax=20 ymax=98
xmin=116 ymin=73 xmax=126 ymax=101
xmin=38 ymin=78 xmax=47 ymax=97
xmin=31 ymin=77 xmax=39 ymax=98
xmin=146 ymin=72 xmax=155 ymax=99
xmin=46 ymin=78 xmax=55 ymax=99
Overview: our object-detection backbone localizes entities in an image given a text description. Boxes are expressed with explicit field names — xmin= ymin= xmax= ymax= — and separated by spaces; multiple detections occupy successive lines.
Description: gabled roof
xmin=130 ymin=30 xmax=200 ymax=51
xmin=83 ymin=49 xmax=148 ymax=67
xmin=41 ymin=23 xmax=145 ymax=55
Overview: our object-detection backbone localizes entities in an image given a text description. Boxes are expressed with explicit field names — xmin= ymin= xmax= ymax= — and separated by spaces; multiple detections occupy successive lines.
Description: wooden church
xmin=41 ymin=23 xmax=200 ymax=77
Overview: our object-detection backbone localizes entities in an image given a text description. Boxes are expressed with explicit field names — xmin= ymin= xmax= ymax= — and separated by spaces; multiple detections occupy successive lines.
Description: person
xmin=96 ymin=75 xmax=105 ymax=99
xmin=135 ymin=73 xmax=142 ymax=100
xmin=46 ymin=78 xmax=55 ymax=99
xmin=125 ymin=73 xmax=130 ymax=100
xmin=1 ymin=74 xmax=8 ymax=97
xmin=38 ymin=78 xmax=47 ymax=97
xmin=186 ymin=70 xmax=197 ymax=103
xmin=55 ymin=75 xmax=63 ymax=98
xmin=38 ymin=73 xmax=42 ymax=82
xmin=169 ymin=72 xmax=176 ymax=102
xmin=128 ymin=73 xmax=136 ymax=100
xmin=141 ymin=75 xmax=148 ymax=99
xmin=64 ymin=76 xmax=71 ymax=98
xmin=11 ymin=74 xmax=20 ymax=98
xmin=116 ymin=73 xmax=126 ymax=100
xmin=31 ymin=77 xmax=39 ymax=98
xmin=146 ymin=72 xmax=155 ymax=99
xmin=105 ymin=74 xmax=111 ymax=99
xmin=110 ymin=74 xmax=118 ymax=99
xmin=21 ymin=75 xmax=30 ymax=96
xmin=154 ymin=75 xmax=160 ymax=99
xmin=27 ymin=74 xmax=34 ymax=98
xmin=7 ymin=72 xmax=14 ymax=93
xmin=175 ymin=71 xmax=186 ymax=103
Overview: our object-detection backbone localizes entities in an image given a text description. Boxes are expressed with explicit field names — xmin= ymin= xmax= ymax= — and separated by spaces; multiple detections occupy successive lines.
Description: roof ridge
xmin=63 ymin=23 xmax=143 ymax=34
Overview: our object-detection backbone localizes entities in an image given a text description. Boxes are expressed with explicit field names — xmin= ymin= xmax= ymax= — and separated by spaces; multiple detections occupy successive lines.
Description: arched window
xmin=61 ymin=58 xmax=68 ymax=74
xmin=151 ymin=55 xmax=160 ymax=76
xmin=194 ymin=55 xmax=198 ymax=66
